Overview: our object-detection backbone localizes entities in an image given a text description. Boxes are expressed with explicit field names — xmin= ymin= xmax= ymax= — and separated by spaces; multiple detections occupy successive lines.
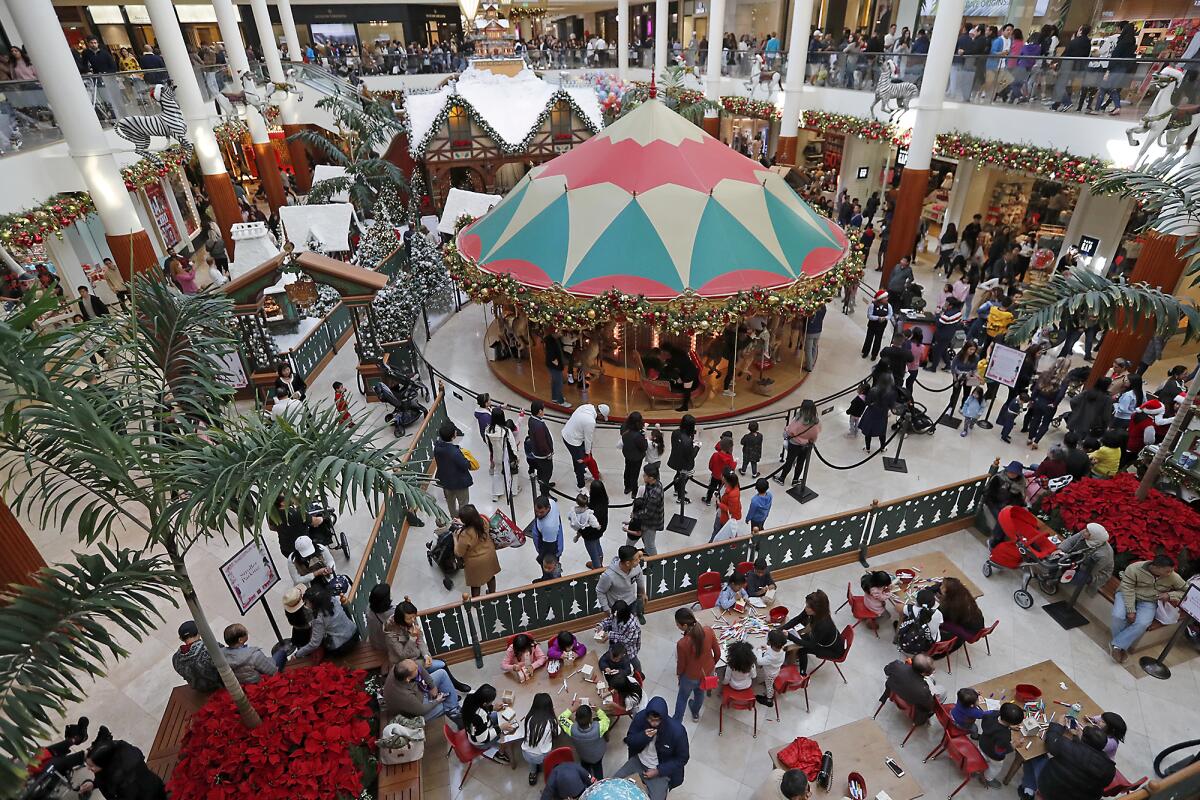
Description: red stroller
xmin=982 ymin=506 xmax=1059 ymax=609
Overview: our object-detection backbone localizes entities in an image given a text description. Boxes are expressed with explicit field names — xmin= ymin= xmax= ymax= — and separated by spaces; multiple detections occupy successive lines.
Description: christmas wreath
xmin=720 ymin=96 xmax=782 ymax=121
xmin=0 ymin=193 xmax=95 ymax=250
xmin=168 ymin=663 xmax=375 ymax=800
xmin=121 ymin=145 xmax=193 ymax=191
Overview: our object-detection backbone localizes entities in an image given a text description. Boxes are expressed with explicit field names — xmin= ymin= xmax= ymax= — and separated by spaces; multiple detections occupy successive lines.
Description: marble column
xmin=775 ymin=0 xmax=814 ymax=165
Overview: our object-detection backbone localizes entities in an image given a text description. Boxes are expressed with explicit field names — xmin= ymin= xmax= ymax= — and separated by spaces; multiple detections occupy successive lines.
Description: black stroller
xmin=426 ymin=521 xmax=462 ymax=590
xmin=306 ymin=500 xmax=350 ymax=560
xmin=374 ymin=373 xmax=428 ymax=436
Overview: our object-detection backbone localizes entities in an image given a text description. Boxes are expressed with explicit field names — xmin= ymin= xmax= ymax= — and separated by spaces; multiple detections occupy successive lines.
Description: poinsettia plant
xmin=1041 ymin=473 xmax=1200 ymax=560
xmin=169 ymin=663 xmax=376 ymax=800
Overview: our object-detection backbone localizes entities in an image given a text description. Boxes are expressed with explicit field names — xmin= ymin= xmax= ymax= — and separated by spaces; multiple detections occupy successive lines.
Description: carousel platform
xmin=486 ymin=325 xmax=812 ymax=423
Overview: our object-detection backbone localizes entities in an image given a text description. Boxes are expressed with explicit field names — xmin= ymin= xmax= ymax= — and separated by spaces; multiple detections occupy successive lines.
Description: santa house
xmin=404 ymin=67 xmax=602 ymax=211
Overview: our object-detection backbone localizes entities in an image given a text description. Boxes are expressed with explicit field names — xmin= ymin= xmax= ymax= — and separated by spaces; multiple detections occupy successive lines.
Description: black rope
xmin=913 ymin=374 xmax=953 ymax=393
xmin=811 ymin=427 xmax=900 ymax=470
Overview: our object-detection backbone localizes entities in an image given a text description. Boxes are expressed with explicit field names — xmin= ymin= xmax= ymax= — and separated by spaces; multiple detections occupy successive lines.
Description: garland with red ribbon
xmin=0 ymin=193 xmax=96 ymax=250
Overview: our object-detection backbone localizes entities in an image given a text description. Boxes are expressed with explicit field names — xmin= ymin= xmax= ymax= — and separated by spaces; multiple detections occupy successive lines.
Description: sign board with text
xmin=220 ymin=539 xmax=280 ymax=615
xmin=984 ymin=343 xmax=1026 ymax=388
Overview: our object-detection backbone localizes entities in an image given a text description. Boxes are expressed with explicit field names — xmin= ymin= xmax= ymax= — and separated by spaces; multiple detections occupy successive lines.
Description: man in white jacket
xmin=561 ymin=403 xmax=609 ymax=490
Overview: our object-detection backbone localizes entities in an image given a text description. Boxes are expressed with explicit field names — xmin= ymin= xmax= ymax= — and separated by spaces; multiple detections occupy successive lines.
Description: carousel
xmin=447 ymin=89 xmax=861 ymax=422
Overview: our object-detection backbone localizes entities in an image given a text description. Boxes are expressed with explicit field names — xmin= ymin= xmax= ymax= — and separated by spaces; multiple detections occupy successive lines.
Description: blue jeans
xmin=673 ymin=675 xmax=704 ymax=722
xmin=564 ymin=440 xmax=587 ymax=488
xmin=1111 ymin=594 xmax=1157 ymax=652
xmin=583 ymin=537 xmax=603 ymax=568
xmin=549 ymin=368 xmax=565 ymax=403
xmin=423 ymin=667 xmax=461 ymax=721
xmin=1020 ymin=754 xmax=1048 ymax=798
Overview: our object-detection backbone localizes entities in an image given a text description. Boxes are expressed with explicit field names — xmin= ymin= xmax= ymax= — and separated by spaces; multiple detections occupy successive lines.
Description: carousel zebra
xmin=869 ymin=59 xmax=918 ymax=123
xmin=114 ymin=82 xmax=191 ymax=164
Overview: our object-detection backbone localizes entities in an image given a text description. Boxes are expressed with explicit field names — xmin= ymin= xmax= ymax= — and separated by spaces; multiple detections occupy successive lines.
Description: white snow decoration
xmin=439 ymin=188 xmax=501 ymax=234
xmin=405 ymin=67 xmax=602 ymax=158
xmin=492 ymin=618 xmax=507 ymax=635
xmin=842 ymin=534 xmax=854 ymax=548
xmin=764 ymin=555 xmax=773 ymax=566
xmin=518 ymin=611 xmax=530 ymax=628
xmin=877 ymin=524 xmax=890 ymax=539
xmin=228 ymin=221 xmax=280 ymax=279
xmin=932 ymin=510 xmax=942 ymax=523
xmin=801 ymin=544 xmax=811 ymax=558
xmin=569 ymin=600 xmax=582 ymax=615
xmin=279 ymin=202 xmax=354 ymax=252
xmin=784 ymin=548 xmax=795 ymax=562
xmin=546 ymin=607 xmax=556 ymax=621
xmin=441 ymin=631 xmax=455 ymax=648
xmin=679 ymin=573 xmax=692 ymax=588
xmin=310 ymin=164 xmax=350 ymax=202
xmin=658 ymin=579 xmax=669 ymax=594
xmin=915 ymin=515 xmax=925 ymax=529
xmin=822 ymin=540 xmax=833 ymax=554
xmin=896 ymin=518 xmax=908 ymax=533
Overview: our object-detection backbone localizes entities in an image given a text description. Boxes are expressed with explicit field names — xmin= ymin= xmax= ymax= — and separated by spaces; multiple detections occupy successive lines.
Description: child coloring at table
xmin=716 ymin=572 xmax=750 ymax=611
xmin=721 ymin=640 xmax=758 ymax=690
xmin=979 ymin=702 xmax=1025 ymax=787
xmin=547 ymin=630 xmax=587 ymax=664
xmin=600 ymin=599 xmax=642 ymax=670
xmin=599 ymin=642 xmax=642 ymax=710
xmin=951 ymin=687 xmax=988 ymax=735
xmin=755 ymin=628 xmax=788 ymax=706
xmin=860 ymin=570 xmax=893 ymax=617
xmin=501 ymin=633 xmax=547 ymax=683
xmin=559 ymin=699 xmax=610 ymax=779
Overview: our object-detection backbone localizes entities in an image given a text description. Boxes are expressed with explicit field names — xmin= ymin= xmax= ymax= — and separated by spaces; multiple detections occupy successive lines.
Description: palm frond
xmin=288 ymin=129 xmax=352 ymax=166
xmin=307 ymin=175 xmax=354 ymax=206
xmin=1009 ymin=269 xmax=1200 ymax=345
xmin=0 ymin=546 xmax=181 ymax=795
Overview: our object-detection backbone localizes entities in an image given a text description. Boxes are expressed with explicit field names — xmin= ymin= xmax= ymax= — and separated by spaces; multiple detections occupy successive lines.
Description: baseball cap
xmin=294 ymin=535 xmax=316 ymax=557
xmin=177 ymin=620 xmax=199 ymax=640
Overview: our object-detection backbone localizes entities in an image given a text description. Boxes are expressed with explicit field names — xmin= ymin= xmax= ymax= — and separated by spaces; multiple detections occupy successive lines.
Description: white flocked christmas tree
xmin=822 ymin=539 xmax=833 ymax=554
xmin=801 ymin=544 xmax=812 ymax=559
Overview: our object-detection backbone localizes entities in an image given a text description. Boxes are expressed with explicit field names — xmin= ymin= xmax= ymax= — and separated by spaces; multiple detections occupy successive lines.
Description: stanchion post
xmin=666 ymin=474 xmax=696 ymax=536
xmin=883 ymin=424 xmax=909 ymax=473
xmin=976 ymin=385 xmax=998 ymax=430
xmin=786 ymin=445 xmax=819 ymax=503
xmin=1140 ymin=620 xmax=1188 ymax=680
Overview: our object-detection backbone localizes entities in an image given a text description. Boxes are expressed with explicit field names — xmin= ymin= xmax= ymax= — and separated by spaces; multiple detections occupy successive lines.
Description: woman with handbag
xmin=289 ymin=584 xmax=359 ymax=660
xmin=672 ymin=608 xmax=720 ymax=723
xmin=454 ymin=504 xmax=501 ymax=597
xmin=782 ymin=590 xmax=846 ymax=675
xmin=486 ymin=407 xmax=523 ymax=502
xmin=778 ymin=400 xmax=821 ymax=486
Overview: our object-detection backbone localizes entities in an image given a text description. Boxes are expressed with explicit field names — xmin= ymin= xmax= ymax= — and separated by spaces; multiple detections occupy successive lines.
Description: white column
xmin=618 ymin=0 xmax=629 ymax=80
xmin=904 ymin=0 xmax=961 ymax=172
xmin=654 ymin=0 xmax=668 ymax=78
xmin=143 ymin=0 xmax=226 ymax=177
xmin=703 ymin=0 xmax=726 ymax=100
xmin=276 ymin=0 xmax=302 ymax=66
xmin=212 ymin=0 xmax=270 ymax=143
xmin=779 ymin=0 xmax=813 ymax=139
xmin=0 ymin=0 xmax=22 ymax=47
xmin=7 ymin=0 xmax=142 ymax=237
xmin=250 ymin=0 xmax=301 ymax=129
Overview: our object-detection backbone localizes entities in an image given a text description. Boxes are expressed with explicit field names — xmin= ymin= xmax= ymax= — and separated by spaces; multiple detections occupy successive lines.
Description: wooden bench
xmin=286 ymin=640 xmax=388 ymax=672
xmin=146 ymin=685 xmax=212 ymax=780
xmin=378 ymin=760 xmax=421 ymax=800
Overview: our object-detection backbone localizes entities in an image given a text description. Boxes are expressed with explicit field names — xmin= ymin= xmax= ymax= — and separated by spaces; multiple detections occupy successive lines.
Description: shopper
xmin=454 ymin=504 xmax=501 ymax=597
xmin=561 ymin=403 xmax=609 ymax=490
xmin=672 ymin=608 xmax=720 ymax=723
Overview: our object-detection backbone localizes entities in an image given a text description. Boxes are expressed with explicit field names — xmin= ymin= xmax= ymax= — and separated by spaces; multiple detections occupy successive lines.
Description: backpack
xmin=895 ymin=614 xmax=935 ymax=655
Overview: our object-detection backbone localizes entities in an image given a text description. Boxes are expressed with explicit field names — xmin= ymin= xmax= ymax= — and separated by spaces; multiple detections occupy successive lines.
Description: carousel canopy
xmin=456 ymin=98 xmax=850 ymax=300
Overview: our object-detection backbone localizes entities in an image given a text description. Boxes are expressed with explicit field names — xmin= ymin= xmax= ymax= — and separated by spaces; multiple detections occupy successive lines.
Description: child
xmin=568 ymin=493 xmax=604 ymax=570
xmin=703 ymin=436 xmax=737 ymax=505
xmin=547 ymin=630 xmax=587 ymax=664
xmin=711 ymin=469 xmax=742 ymax=541
xmin=860 ymin=570 xmax=893 ymax=617
xmin=622 ymin=515 xmax=644 ymax=551
xmin=951 ymin=687 xmax=987 ymax=734
xmin=979 ymin=702 xmax=1024 ymax=787
xmin=716 ymin=572 xmax=749 ymax=611
xmin=333 ymin=381 xmax=354 ymax=427
xmin=755 ymin=628 xmax=787 ymax=706
xmin=896 ymin=588 xmax=943 ymax=655
xmin=520 ymin=692 xmax=557 ymax=784
xmin=745 ymin=480 xmax=773 ymax=533
xmin=720 ymin=640 xmax=757 ymax=690
xmin=746 ymin=558 xmax=777 ymax=600
xmin=559 ymin=699 xmax=610 ymax=779
xmin=960 ymin=386 xmax=985 ymax=437
xmin=739 ymin=422 xmax=763 ymax=477
xmin=995 ymin=392 xmax=1028 ymax=444
xmin=598 ymin=642 xmax=642 ymax=710
xmin=534 ymin=552 xmax=562 ymax=583
xmin=1090 ymin=429 xmax=1123 ymax=477
xmin=501 ymin=633 xmax=547 ymax=683
xmin=646 ymin=425 xmax=665 ymax=469
xmin=847 ymin=382 xmax=869 ymax=438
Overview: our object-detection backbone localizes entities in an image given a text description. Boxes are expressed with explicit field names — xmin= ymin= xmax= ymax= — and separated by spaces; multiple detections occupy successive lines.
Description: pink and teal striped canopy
xmin=456 ymin=98 xmax=849 ymax=300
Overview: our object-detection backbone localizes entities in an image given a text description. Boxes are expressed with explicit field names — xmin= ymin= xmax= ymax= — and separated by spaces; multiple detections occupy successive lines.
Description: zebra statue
xmin=114 ymin=82 xmax=191 ymax=164
xmin=869 ymin=60 xmax=918 ymax=123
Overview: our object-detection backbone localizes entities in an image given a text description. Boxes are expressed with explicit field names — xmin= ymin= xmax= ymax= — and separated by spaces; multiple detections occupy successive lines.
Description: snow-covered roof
xmin=405 ymin=67 xmax=603 ymax=158
xmin=279 ymin=203 xmax=355 ymax=253
xmin=439 ymin=187 xmax=501 ymax=234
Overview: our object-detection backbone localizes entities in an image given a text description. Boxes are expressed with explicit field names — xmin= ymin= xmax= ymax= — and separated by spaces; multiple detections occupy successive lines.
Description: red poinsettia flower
xmin=1041 ymin=473 xmax=1200 ymax=560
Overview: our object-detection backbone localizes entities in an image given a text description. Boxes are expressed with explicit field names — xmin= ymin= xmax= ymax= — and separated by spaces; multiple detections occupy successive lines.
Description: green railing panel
xmin=379 ymin=245 xmax=405 ymax=279
xmin=753 ymin=511 xmax=872 ymax=570
xmin=292 ymin=325 xmax=328 ymax=380
xmin=422 ymin=605 xmax=475 ymax=656
xmin=349 ymin=510 xmax=401 ymax=630
xmin=868 ymin=478 xmax=988 ymax=546
xmin=645 ymin=539 xmax=754 ymax=599
xmin=474 ymin=575 xmax=599 ymax=644
xmin=328 ymin=302 xmax=352 ymax=343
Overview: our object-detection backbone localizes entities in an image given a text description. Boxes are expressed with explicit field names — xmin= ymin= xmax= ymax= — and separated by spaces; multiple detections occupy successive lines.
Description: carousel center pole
xmin=623 ymin=321 xmax=630 ymax=414
xmin=729 ymin=325 xmax=738 ymax=410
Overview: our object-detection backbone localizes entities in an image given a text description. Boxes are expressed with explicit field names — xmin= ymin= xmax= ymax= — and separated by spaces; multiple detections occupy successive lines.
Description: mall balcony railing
xmin=802 ymin=50 xmax=1199 ymax=120
xmin=0 ymin=63 xmax=237 ymax=159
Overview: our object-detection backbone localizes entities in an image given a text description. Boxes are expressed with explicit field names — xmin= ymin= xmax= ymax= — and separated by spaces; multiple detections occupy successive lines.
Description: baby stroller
xmin=893 ymin=397 xmax=937 ymax=436
xmin=981 ymin=506 xmax=1059 ymax=608
xmin=306 ymin=500 xmax=350 ymax=560
xmin=374 ymin=373 xmax=428 ymax=436
xmin=426 ymin=521 xmax=461 ymax=590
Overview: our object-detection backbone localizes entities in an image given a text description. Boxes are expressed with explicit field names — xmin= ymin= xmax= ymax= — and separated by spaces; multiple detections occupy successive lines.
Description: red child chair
xmin=925 ymin=636 xmax=960 ymax=673
xmin=542 ymin=747 xmax=575 ymax=786
xmin=693 ymin=571 xmax=722 ymax=610
xmin=924 ymin=703 xmax=971 ymax=763
xmin=719 ymin=684 xmax=758 ymax=738
xmin=772 ymin=665 xmax=811 ymax=720
xmin=444 ymin=723 xmax=489 ymax=789
xmin=872 ymin=691 xmax=923 ymax=747
xmin=961 ymin=620 xmax=1000 ymax=668
xmin=809 ymin=625 xmax=855 ymax=683
xmin=842 ymin=582 xmax=882 ymax=635
xmin=736 ymin=561 xmax=755 ymax=575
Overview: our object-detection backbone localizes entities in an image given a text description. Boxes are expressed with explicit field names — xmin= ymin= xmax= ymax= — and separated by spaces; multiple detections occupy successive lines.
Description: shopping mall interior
xmin=2 ymin=0 xmax=1200 ymax=799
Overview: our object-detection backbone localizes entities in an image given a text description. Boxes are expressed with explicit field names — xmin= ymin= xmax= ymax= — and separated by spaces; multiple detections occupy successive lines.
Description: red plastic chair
xmin=924 ymin=703 xmax=971 ymax=763
xmin=772 ymin=665 xmax=811 ymax=720
xmin=810 ymin=625 xmax=854 ymax=683
xmin=842 ymin=582 xmax=882 ymax=636
xmin=961 ymin=620 xmax=1000 ymax=669
xmin=769 ymin=606 xmax=790 ymax=624
xmin=736 ymin=561 xmax=754 ymax=575
xmin=542 ymin=746 xmax=575 ymax=786
xmin=1103 ymin=770 xmax=1147 ymax=797
xmin=872 ymin=691 xmax=923 ymax=747
xmin=935 ymin=736 xmax=988 ymax=798
xmin=693 ymin=571 xmax=722 ymax=610
xmin=444 ymin=723 xmax=489 ymax=789
xmin=925 ymin=637 xmax=960 ymax=673
xmin=719 ymin=684 xmax=758 ymax=737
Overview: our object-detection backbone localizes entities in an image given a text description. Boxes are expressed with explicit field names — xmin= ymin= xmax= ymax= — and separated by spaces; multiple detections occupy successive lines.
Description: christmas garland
xmin=801 ymin=110 xmax=907 ymax=146
xmin=407 ymin=90 xmax=601 ymax=159
xmin=121 ymin=145 xmax=193 ymax=191
xmin=445 ymin=229 xmax=864 ymax=334
xmin=0 ymin=193 xmax=95 ymax=250
xmin=933 ymin=131 xmax=1109 ymax=184
xmin=720 ymin=96 xmax=781 ymax=121
xmin=214 ymin=119 xmax=249 ymax=148
xmin=633 ymin=81 xmax=706 ymax=108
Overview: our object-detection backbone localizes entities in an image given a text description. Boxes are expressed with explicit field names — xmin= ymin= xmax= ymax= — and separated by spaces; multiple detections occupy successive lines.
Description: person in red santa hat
xmin=861 ymin=290 xmax=893 ymax=361
xmin=1123 ymin=398 xmax=1173 ymax=469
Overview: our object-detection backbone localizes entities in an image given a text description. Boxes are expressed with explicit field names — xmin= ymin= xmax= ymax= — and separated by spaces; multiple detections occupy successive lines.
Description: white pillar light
xmin=618 ymin=0 xmax=630 ymax=80
xmin=704 ymin=0 xmax=726 ymax=100
xmin=654 ymin=0 xmax=668 ymax=79
xmin=7 ymin=0 xmax=142 ymax=235
xmin=904 ymin=0 xmax=962 ymax=172
xmin=779 ymin=0 xmax=814 ymax=139
xmin=0 ymin=0 xmax=22 ymax=47
xmin=211 ymin=0 xmax=270 ymax=143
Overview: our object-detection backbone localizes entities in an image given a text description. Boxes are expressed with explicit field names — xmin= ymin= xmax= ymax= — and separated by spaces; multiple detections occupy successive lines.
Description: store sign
xmin=896 ymin=146 xmax=909 ymax=166
xmin=856 ymin=166 xmax=870 ymax=180
xmin=144 ymin=181 xmax=180 ymax=251
xmin=220 ymin=538 xmax=280 ymax=615
xmin=1078 ymin=235 xmax=1099 ymax=256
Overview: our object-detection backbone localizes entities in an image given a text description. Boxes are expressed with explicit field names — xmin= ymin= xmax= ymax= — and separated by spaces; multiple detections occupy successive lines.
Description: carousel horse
xmin=576 ymin=331 xmax=602 ymax=383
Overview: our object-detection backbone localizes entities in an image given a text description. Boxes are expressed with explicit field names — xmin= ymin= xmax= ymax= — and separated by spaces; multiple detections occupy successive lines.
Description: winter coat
xmin=1067 ymin=388 xmax=1113 ymax=436
xmin=979 ymin=712 xmax=1013 ymax=761
xmin=562 ymin=404 xmax=602 ymax=451
xmin=740 ymin=431 xmax=763 ymax=463
xmin=91 ymin=741 xmax=166 ymax=800
xmin=171 ymin=641 xmax=221 ymax=692
xmin=383 ymin=617 xmax=431 ymax=666
xmin=1036 ymin=723 xmax=1117 ymax=800
xmin=541 ymin=762 xmax=596 ymax=800
xmin=558 ymin=709 xmax=610 ymax=764
xmin=883 ymin=659 xmax=937 ymax=723
xmin=624 ymin=697 xmax=690 ymax=789
xmin=434 ymin=439 xmax=473 ymax=491
xmin=638 ymin=481 xmax=665 ymax=530
xmin=668 ymin=428 xmax=698 ymax=471
xmin=293 ymin=601 xmax=358 ymax=658
xmin=221 ymin=644 xmax=278 ymax=684
xmin=454 ymin=522 xmax=501 ymax=588
xmin=597 ymin=556 xmax=645 ymax=611
xmin=708 ymin=444 xmax=737 ymax=481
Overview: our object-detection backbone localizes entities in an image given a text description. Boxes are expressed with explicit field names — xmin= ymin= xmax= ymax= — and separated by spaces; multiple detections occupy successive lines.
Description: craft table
xmin=768 ymin=718 xmax=925 ymax=800
xmin=968 ymin=659 xmax=1104 ymax=784
xmin=873 ymin=551 xmax=985 ymax=601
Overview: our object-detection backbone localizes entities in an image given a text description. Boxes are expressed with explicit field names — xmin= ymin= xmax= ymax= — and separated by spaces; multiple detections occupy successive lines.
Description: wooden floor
xmin=488 ymin=336 xmax=815 ymax=423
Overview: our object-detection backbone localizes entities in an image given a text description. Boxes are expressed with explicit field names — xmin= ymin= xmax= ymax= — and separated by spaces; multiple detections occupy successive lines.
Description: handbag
xmin=487 ymin=509 xmax=526 ymax=549
xmin=699 ymin=675 xmax=719 ymax=691
xmin=461 ymin=448 xmax=480 ymax=471
xmin=379 ymin=716 xmax=426 ymax=765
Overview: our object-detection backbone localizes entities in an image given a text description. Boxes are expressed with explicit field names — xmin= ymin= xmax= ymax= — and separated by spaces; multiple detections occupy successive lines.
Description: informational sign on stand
xmin=985 ymin=343 xmax=1026 ymax=388
xmin=220 ymin=539 xmax=280 ymax=615
xmin=1180 ymin=581 xmax=1200 ymax=623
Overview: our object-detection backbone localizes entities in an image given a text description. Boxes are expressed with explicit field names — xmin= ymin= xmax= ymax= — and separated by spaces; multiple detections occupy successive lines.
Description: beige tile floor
xmin=15 ymin=248 xmax=1197 ymax=799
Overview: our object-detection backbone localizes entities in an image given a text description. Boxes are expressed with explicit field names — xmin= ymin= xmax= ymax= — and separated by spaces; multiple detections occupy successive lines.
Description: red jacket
xmin=708 ymin=445 xmax=737 ymax=481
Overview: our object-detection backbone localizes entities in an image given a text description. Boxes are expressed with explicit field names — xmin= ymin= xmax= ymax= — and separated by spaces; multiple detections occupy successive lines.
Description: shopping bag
xmin=461 ymin=448 xmax=480 ymax=471
xmin=487 ymin=509 xmax=526 ymax=549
